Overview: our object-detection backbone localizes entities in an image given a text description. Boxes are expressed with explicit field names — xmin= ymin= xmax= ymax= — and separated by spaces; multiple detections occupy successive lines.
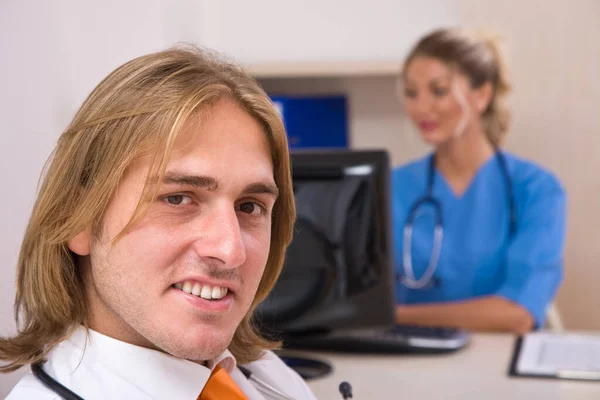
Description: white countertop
xmin=295 ymin=333 xmax=600 ymax=399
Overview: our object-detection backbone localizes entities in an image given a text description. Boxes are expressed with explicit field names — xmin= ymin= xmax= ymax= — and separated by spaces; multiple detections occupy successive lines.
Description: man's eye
xmin=163 ymin=195 xmax=191 ymax=206
xmin=239 ymin=202 xmax=263 ymax=215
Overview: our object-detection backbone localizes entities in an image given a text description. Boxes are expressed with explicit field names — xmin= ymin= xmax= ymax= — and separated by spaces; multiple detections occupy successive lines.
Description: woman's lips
xmin=419 ymin=121 xmax=439 ymax=132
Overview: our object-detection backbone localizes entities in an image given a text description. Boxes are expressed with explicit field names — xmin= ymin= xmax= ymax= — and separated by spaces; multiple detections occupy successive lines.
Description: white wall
xmin=201 ymin=0 xmax=458 ymax=63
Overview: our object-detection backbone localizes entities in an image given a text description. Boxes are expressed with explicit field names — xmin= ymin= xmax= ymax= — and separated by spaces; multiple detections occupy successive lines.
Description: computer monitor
xmin=257 ymin=149 xmax=396 ymax=343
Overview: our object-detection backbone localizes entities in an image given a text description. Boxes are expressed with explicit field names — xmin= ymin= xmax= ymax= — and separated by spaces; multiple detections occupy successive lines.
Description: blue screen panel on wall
xmin=270 ymin=95 xmax=349 ymax=149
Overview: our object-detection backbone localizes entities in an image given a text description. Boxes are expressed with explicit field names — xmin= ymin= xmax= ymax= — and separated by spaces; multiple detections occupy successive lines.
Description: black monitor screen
xmin=257 ymin=149 xmax=395 ymax=337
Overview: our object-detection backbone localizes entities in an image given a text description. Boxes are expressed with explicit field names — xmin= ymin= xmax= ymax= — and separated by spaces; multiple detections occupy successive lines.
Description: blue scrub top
xmin=392 ymin=151 xmax=566 ymax=327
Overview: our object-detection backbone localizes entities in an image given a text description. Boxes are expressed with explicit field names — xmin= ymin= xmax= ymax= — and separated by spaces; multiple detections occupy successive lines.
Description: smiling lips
xmin=419 ymin=121 xmax=439 ymax=132
xmin=174 ymin=281 xmax=229 ymax=300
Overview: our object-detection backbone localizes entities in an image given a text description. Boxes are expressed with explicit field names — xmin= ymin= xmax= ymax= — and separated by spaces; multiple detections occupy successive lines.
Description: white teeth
xmin=200 ymin=285 xmax=212 ymax=300
xmin=175 ymin=281 xmax=229 ymax=300
xmin=191 ymin=283 xmax=202 ymax=296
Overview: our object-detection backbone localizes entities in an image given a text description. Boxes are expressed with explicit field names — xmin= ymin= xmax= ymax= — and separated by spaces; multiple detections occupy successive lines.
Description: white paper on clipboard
xmin=516 ymin=332 xmax=600 ymax=378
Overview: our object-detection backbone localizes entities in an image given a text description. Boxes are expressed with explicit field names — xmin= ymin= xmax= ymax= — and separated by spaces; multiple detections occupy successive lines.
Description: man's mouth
xmin=172 ymin=281 xmax=229 ymax=301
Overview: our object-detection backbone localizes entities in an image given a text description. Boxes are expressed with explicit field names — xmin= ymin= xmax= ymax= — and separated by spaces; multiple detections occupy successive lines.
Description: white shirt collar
xmin=48 ymin=326 xmax=237 ymax=399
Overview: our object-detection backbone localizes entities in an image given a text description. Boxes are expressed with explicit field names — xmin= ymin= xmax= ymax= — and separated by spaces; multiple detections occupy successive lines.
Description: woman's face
xmin=402 ymin=56 xmax=484 ymax=146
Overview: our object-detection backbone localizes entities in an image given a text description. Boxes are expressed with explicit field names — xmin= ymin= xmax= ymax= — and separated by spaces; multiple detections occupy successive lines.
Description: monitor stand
xmin=277 ymin=352 xmax=333 ymax=380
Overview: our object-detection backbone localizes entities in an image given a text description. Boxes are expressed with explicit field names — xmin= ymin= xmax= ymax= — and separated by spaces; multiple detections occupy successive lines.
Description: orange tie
xmin=197 ymin=364 xmax=249 ymax=400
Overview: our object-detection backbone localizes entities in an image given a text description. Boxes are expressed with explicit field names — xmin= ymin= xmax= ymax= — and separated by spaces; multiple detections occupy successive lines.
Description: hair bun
xmin=472 ymin=29 xmax=512 ymax=97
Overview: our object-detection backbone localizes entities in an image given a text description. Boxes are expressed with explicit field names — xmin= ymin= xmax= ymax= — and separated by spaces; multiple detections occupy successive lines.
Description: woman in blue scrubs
xmin=393 ymin=28 xmax=566 ymax=333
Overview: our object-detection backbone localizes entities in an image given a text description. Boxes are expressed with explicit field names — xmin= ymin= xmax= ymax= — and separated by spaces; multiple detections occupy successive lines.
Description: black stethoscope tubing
xmin=399 ymin=149 xmax=516 ymax=289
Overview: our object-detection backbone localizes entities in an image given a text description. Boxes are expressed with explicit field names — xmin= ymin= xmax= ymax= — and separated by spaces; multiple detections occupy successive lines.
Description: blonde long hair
xmin=402 ymin=28 xmax=513 ymax=146
xmin=0 ymin=45 xmax=295 ymax=371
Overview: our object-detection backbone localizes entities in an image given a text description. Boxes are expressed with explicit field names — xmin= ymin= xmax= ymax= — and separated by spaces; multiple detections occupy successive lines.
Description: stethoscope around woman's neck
xmin=399 ymin=148 xmax=517 ymax=290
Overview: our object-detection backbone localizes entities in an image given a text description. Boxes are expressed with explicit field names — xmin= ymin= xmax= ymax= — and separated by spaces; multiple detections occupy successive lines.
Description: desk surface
xmin=295 ymin=333 xmax=600 ymax=400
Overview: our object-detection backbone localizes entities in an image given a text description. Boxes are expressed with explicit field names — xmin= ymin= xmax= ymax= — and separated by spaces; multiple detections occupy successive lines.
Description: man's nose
xmin=192 ymin=204 xmax=246 ymax=268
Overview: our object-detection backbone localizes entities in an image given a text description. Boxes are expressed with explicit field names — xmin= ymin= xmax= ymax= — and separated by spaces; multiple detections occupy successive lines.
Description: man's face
xmin=70 ymin=99 xmax=278 ymax=361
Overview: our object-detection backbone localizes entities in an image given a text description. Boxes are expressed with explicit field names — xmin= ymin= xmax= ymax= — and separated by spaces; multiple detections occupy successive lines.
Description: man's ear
xmin=68 ymin=228 xmax=91 ymax=256
xmin=474 ymin=81 xmax=494 ymax=114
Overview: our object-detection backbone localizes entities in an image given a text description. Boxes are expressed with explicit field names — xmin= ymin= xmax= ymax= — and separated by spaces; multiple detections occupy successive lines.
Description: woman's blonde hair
xmin=402 ymin=27 xmax=512 ymax=146
xmin=0 ymin=45 xmax=295 ymax=371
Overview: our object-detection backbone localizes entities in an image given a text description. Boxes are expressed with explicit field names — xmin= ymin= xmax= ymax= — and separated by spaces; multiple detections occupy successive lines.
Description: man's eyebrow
xmin=162 ymin=173 xmax=219 ymax=191
xmin=161 ymin=173 xmax=278 ymax=198
xmin=242 ymin=182 xmax=279 ymax=199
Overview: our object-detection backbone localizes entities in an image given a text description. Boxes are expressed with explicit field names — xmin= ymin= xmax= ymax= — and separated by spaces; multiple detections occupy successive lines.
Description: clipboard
xmin=508 ymin=332 xmax=600 ymax=382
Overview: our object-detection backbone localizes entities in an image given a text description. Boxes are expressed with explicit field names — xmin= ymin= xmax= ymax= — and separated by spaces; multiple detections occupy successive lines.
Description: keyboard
xmin=283 ymin=325 xmax=471 ymax=354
